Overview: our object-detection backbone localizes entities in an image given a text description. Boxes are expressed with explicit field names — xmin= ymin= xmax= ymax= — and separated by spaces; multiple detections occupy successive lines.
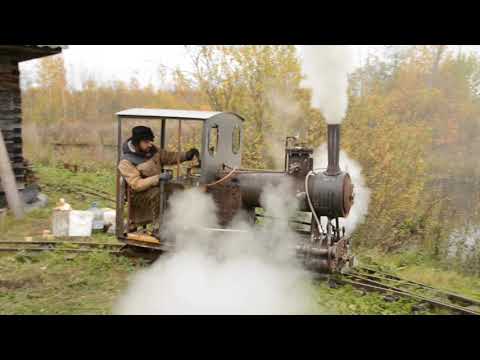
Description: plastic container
xmin=88 ymin=202 xmax=105 ymax=232
xmin=68 ymin=210 xmax=94 ymax=237
xmin=102 ymin=208 xmax=116 ymax=233
xmin=52 ymin=198 xmax=72 ymax=237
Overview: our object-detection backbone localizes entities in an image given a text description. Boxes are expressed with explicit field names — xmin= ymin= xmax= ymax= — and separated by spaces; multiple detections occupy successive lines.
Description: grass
xmin=0 ymin=164 xmax=478 ymax=315
xmin=0 ymin=163 xmax=140 ymax=315
xmin=0 ymin=252 xmax=143 ymax=314
xmin=1 ymin=163 xmax=116 ymax=241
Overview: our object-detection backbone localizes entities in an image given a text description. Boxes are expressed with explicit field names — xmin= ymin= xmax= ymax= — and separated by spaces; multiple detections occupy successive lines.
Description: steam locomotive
xmin=115 ymin=109 xmax=355 ymax=273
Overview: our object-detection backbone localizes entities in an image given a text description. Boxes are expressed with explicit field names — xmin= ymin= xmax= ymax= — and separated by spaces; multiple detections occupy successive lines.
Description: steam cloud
xmin=447 ymin=224 xmax=480 ymax=262
xmin=114 ymin=182 xmax=315 ymax=315
xmin=302 ymin=45 xmax=370 ymax=235
xmin=264 ymin=88 xmax=303 ymax=169
xmin=314 ymin=144 xmax=371 ymax=236
xmin=301 ymin=45 xmax=355 ymax=124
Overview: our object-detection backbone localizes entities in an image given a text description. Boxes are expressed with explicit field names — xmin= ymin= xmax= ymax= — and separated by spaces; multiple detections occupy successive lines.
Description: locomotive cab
xmin=114 ymin=108 xmax=244 ymax=249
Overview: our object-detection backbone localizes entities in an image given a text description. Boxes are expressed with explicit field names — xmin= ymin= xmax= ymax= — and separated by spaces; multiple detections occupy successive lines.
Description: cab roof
xmin=116 ymin=108 xmax=244 ymax=122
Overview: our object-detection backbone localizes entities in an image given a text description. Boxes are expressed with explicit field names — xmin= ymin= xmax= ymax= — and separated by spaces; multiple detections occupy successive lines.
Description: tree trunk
xmin=430 ymin=45 xmax=446 ymax=89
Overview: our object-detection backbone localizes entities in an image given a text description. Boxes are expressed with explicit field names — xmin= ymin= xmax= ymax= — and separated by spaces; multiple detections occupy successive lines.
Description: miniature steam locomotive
xmin=115 ymin=109 xmax=355 ymax=273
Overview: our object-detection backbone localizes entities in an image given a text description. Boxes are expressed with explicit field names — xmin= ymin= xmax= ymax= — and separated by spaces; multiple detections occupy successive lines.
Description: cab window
xmin=208 ymin=125 xmax=219 ymax=156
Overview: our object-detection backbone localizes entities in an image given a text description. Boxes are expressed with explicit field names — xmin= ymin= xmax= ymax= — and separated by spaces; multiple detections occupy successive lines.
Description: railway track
xmin=0 ymin=240 xmax=124 ymax=254
xmin=335 ymin=265 xmax=480 ymax=315
xmin=42 ymin=182 xmax=116 ymax=204
xmin=2 ymin=237 xmax=479 ymax=315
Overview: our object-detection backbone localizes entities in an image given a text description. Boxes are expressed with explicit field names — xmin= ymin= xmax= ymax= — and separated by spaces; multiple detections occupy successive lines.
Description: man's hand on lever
xmin=185 ymin=148 xmax=200 ymax=161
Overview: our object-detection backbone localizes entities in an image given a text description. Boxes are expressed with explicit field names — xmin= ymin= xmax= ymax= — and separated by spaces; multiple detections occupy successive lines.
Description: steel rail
xmin=339 ymin=273 xmax=480 ymax=315
xmin=0 ymin=240 xmax=124 ymax=254
xmin=0 ymin=247 xmax=121 ymax=254
xmin=42 ymin=183 xmax=116 ymax=203
xmin=0 ymin=240 xmax=123 ymax=248
xmin=351 ymin=266 xmax=480 ymax=307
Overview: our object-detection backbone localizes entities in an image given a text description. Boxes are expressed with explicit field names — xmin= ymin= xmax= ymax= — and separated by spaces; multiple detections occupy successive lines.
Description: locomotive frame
xmin=115 ymin=108 xmax=355 ymax=273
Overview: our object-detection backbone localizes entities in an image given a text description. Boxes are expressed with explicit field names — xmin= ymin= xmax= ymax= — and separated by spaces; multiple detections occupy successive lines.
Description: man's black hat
xmin=131 ymin=126 xmax=155 ymax=145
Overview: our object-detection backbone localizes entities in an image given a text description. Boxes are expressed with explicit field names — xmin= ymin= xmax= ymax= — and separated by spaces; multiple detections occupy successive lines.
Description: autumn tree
xmin=22 ymin=54 xmax=68 ymax=124
xmin=345 ymin=45 xmax=480 ymax=255
xmin=185 ymin=45 xmax=323 ymax=169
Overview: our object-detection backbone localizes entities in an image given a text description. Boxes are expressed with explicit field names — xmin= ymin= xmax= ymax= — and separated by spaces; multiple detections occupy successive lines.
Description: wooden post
xmin=0 ymin=130 xmax=24 ymax=219
xmin=115 ymin=116 xmax=124 ymax=237
xmin=177 ymin=119 xmax=182 ymax=180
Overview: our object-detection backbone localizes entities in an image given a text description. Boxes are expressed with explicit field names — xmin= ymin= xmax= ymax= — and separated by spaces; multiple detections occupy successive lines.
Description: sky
xmin=19 ymin=45 xmax=480 ymax=89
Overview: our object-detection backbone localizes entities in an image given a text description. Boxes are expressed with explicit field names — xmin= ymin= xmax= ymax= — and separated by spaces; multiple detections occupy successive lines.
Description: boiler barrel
xmin=233 ymin=170 xmax=354 ymax=218
xmin=233 ymin=171 xmax=297 ymax=209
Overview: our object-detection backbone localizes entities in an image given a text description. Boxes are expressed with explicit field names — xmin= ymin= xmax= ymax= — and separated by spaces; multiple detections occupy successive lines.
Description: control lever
xmin=159 ymin=171 xmax=173 ymax=182
xmin=157 ymin=169 xmax=173 ymax=237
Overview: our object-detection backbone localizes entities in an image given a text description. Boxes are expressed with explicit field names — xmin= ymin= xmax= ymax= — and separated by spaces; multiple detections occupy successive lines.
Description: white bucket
xmin=68 ymin=210 xmax=94 ymax=237
xmin=52 ymin=209 xmax=70 ymax=237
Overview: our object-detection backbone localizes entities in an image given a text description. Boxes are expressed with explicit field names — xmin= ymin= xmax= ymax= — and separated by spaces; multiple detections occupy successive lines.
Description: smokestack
xmin=325 ymin=124 xmax=341 ymax=176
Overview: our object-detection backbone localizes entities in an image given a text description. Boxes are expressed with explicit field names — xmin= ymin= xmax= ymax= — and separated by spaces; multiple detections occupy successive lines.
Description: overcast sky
xmin=19 ymin=45 xmax=480 ymax=89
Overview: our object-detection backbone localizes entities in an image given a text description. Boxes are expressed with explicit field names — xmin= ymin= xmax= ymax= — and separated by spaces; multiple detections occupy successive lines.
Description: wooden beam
xmin=0 ymin=130 xmax=24 ymax=219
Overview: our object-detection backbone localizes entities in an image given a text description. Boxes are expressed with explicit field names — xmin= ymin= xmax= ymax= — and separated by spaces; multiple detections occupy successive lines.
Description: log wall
xmin=0 ymin=59 xmax=25 ymax=190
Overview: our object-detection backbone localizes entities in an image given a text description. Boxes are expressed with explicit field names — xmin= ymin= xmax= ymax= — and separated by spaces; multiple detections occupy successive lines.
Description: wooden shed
xmin=0 ymin=45 xmax=67 ymax=195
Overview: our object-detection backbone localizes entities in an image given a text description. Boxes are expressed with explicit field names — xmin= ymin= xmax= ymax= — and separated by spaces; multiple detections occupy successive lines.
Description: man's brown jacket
xmin=118 ymin=143 xmax=187 ymax=192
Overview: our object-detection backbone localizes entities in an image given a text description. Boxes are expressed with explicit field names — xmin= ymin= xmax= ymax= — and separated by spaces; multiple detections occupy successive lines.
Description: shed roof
xmin=33 ymin=45 xmax=69 ymax=50
xmin=116 ymin=108 xmax=244 ymax=122
xmin=0 ymin=45 xmax=67 ymax=62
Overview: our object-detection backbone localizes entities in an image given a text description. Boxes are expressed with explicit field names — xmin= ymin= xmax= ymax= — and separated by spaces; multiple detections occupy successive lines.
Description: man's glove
xmin=158 ymin=171 xmax=173 ymax=182
xmin=185 ymin=148 xmax=200 ymax=161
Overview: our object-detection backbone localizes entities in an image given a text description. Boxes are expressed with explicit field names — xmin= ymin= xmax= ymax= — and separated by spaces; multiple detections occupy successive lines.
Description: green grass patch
xmin=1 ymin=164 xmax=117 ymax=241
xmin=0 ymin=251 xmax=143 ymax=315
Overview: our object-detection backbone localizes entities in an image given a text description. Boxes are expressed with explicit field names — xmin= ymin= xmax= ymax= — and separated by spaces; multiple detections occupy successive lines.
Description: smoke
xmin=114 ymin=182 xmax=315 ymax=315
xmin=301 ymin=45 xmax=355 ymax=124
xmin=314 ymin=144 xmax=371 ymax=236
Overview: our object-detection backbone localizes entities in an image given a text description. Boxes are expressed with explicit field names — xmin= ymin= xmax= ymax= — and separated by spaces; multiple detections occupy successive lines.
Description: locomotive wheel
xmin=119 ymin=245 xmax=162 ymax=263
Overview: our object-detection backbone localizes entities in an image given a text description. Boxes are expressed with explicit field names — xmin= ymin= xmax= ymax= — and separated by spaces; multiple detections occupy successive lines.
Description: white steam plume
xmin=314 ymin=144 xmax=371 ymax=236
xmin=264 ymin=88 xmax=303 ymax=169
xmin=447 ymin=224 xmax=480 ymax=262
xmin=114 ymin=182 xmax=315 ymax=315
xmin=301 ymin=45 xmax=355 ymax=124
